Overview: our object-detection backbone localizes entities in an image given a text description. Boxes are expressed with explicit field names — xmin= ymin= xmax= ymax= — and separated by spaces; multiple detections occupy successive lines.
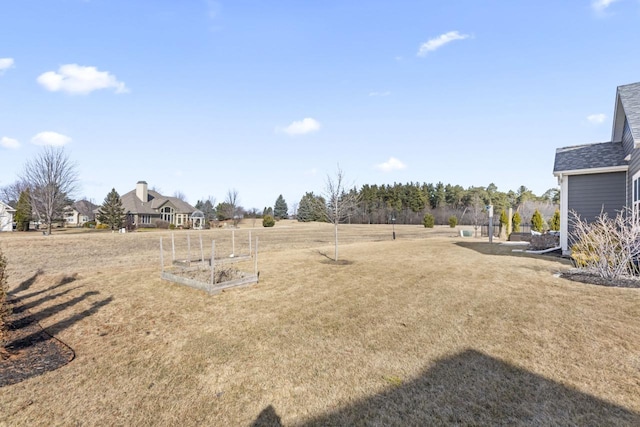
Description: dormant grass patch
xmin=0 ymin=221 xmax=639 ymax=425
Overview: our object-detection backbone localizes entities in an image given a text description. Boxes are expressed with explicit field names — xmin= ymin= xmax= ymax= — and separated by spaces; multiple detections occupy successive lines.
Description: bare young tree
xmin=225 ymin=189 xmax=241 ymax=227
xmin=324 ymin=166 xmax=359 ymax=261
xmin=20 ymin=147 xmax=79 ymax=235
xmin=0 ymin=179 xmax=29 ymax=207
xmin=173 ymin=190 xmax=187 ymax=202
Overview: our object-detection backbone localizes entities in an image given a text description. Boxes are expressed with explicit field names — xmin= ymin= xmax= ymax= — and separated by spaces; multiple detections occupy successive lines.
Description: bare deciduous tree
xmin=0 ymin=179 xmax=29 ymax=207
xmin=324 ymin=166 xmax=359 ymax=261
xmin=20 ymin=147 xmax=79 ymax=235
xmin=173 ymin=190 xmax=187 ymax=202
xmin=225 ymin=189 xmax=242 ymax=227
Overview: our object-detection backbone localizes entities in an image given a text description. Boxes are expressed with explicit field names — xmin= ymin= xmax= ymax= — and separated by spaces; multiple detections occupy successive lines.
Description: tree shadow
xmin=251 ymin=405 xmax=283 ymax=427
xmin=256 ymin=349 xmax=639 ymax=426
xmin=9 ymin=269 xmax=43 ymax=294
xmin=316 ymin=251 xmax=354 ymax=266
xmin=12 ymin=291 xmax=100 ymax=330
xmin=9 ymin=273 xmax=79 ymax=302
xmin=6 ymin=296 xmax=113 ymax=351
xmin=11 ymin=286 xmax=82 ymax=314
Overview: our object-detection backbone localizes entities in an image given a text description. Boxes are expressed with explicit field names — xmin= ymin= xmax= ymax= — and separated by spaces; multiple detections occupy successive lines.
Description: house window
xmin=634 ymin=171 xmax=640 ymax=222
xmin=161 ymin=206 xmax=175 ymax=224
xmin=140 ymin=215 xmax=151 ymax=224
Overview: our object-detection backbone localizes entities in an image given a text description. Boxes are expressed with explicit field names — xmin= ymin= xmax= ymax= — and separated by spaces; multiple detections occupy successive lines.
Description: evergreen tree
xmin=550 ymin=209 xmax=561 ymax=231
xmin=14 ymin=189 xmax=32 ymax=231
xmin=512 ymin=211 xmax=522 ymax=233
xmin=531 ymin=209 xmax=545 ymax=232
xmin=97 ymin=188 xmax=126 ymax=230
xmin=297 ymin=192 xmax=326 ymax=222
xmin=273 ymin=194 xmax=288 ymax=219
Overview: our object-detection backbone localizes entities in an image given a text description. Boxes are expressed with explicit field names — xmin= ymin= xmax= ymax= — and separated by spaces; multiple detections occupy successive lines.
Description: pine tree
xmin=273 ymin=194 xmax=288 ymax=219
xmin=512 ymin=211 xmax=522 ymax=233
xmin=97 ymin=188 xmax=126 ymax=230
xmin=14 ymin=189 xmax=32 ymax=231
xmin=531 ymin=209 xmax=544 ymax=232
xmin=549 ymin=209 xmax=561 ymax=231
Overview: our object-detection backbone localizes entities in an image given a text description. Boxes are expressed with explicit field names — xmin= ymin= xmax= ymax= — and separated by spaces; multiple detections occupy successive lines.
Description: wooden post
xmin=232 ymin=229 xmax=235 ymax=256
xmin=171 ymin=232 xmax=175 ymax=261
xmin=160 ymin=237 xmax=164 ymax=272
xmin=199 ymin=234 xmax=204 ymax=266
xmin=249 ymin=231 xmax=252 ymax=257
xmin=210 ymin=240 xmax=215 ymax=285
xmin=254 ymin=237 xmax=259 ymax=280
xmin=187 ymin=233 xmax=191 ymax=266
xmin=508 ymin=207 xmax=513 ymax=239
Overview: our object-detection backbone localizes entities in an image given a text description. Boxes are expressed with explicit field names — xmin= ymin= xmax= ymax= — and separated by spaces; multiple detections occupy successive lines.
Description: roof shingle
xmin=553 ymin=141 xmax=627 ymax=173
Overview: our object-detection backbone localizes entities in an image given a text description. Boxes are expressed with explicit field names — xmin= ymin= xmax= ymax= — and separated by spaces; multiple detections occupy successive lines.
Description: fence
xmin=481 ymin=222 xmax=531 ymax=237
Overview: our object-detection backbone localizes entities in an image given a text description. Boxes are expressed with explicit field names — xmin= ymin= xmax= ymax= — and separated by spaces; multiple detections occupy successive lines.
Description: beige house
xmin=64 ymin=200 xmax=98 ymax=227
xmin=120 ymin=181 xmax=196 ymax=227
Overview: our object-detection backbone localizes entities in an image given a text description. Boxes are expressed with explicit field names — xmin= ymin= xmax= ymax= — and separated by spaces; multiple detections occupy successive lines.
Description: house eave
xmin=553 ymin=165 xmax=628 ymax=177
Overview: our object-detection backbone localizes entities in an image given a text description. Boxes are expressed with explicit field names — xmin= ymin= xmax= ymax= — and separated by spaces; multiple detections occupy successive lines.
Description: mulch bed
xmin=560 ymin=269 xmax=640 ymax=288
xmin=1 ymin=298 xmax=75 ymax=388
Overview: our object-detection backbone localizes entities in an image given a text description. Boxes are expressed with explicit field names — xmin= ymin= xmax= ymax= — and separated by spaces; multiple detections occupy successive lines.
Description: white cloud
xmin=592 ymin=0 xmax=618 ymax=12
xmin=0 ymin=58 xmax=14 ymax=75
xmin=375 ymin=157 xmax=407 ymax=172
xmin=0 ymin=136 xmax=20 ymax=149
xmin=281 ymin=118 xmax=321 ymax=136
xmin=369 ymin=91 xmax=391 ymax=97
xmin=37 ymin=64 xmax=128 ymax=95
xmin=587 ymin=113 xmax=606 ymax=124
xmin=417 ymin=31 xmax=470 ymax=57
xmin=31 ymin=131 xmax=72 ymax=147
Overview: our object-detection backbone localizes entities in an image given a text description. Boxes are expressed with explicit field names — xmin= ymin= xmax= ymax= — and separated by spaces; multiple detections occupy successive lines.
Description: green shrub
xmin=549 ymin=209 xmax=560 ymax=231
xmin=531 ymin=209 xmax=544 ymax=232
xmin=512 ymin=212 xmax=522 ymax=233
xmin=169 ymin=224 xmax=176 ymax=230
xmin=423 ymin=213 xmax=435 ymax=228
xmin=448 ymin=216 xmax=458 ymax=228
xmin=83 ymin=221 xmax=96 ymax=228
xmin=0 ymin=249 xmax=9 ymax=344
xmin=262 ymin=215 xmax=275 ymax=227
xmin=96 ymin=223 xmax=109 ymax=230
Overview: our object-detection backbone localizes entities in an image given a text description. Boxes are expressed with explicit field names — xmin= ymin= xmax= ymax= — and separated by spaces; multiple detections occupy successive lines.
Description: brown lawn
xmin=0 ymin=221 xmax=639 ymax=425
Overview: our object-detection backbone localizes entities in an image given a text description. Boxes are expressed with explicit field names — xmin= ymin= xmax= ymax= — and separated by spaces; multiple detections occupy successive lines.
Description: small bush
xmin=549 ymin=209 xmax=560 ymax=231
xmin=96 ymin=223 xmax=109 ymax=230
xmin=448 ymin=216 xmax=458 ymax=228
xmin=512 ymin=212 xmax=522 ymax=233
xmin=531 ymin=209 xmax=545 ymax=232
xmin=262 ymin=215 xmax=275 ymax=227
xmin=169 ymin=224 xmax=176 ymax=230
xmin=0 ymin=249 xmax=9 ymax=344
xmin=423 ymin=213 xmax=435 ymax=228
xmin=155 ymin=220 xmax=170 ymax=229
xmin=83 ymin=221 xmax=96 ymax=228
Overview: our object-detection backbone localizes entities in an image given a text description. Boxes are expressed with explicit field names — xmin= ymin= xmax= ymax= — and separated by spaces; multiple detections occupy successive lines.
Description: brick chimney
xmin=136 ymin=181 xmax=148 ymax=202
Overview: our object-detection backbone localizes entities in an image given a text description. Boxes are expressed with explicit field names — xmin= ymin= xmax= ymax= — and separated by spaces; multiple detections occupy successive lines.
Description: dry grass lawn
xmin=1 ymin=221 xmax=639 ymax=425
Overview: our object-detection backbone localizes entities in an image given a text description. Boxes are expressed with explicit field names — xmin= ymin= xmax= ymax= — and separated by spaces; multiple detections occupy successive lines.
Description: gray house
xmin=119 ymin=181 xmax=197 ymax=228
xmin=553 ymin=81 xmax=640 ymax=254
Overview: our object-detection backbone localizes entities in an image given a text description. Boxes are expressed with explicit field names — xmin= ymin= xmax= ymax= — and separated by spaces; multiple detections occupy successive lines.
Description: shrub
xmin=499 ymin=210 xmax=508 ymax=227
xmin=96 ymin=223 xmax=110 ymax=230
xmin=423 ymin=213 xmax=435 ymax=228
xmin=448 ymin=216 xmax=458 ymax=228
xmin=512 ymin=212 xmax=522 ymax=233
xmin=262 ymin=215 xmax=275 ymax=227
xmin=570 ymin=209 xmax=640 ymax=279
xmin=169 ymin=224 xmax=176 ymax=230
xmin=0 ymin=249 xmax=9 ymax=343
xmin=531 ymin=209 xmax=545 ymax=232
xmin=155 ymin=219 xmax=170 ymax=229
xmin=83 ymin=221 xmax=96 ymax=228
xmin=549 ymin=209 xmax=560 ymax=231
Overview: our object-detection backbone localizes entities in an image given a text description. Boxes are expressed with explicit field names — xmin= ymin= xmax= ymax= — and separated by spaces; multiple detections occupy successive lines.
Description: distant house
xmin=120 ymin=181 xmax=196 ymax=227
xmin=0 ymin=201 xmax=16 ymax=232
xmin=553 ymin=82 xmax=640 ymax=254
xmin=64 ymin=200 xmax=98 ymax=227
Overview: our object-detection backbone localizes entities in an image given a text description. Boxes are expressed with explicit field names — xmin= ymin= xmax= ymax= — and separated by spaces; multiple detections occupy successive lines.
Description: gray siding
xmin=568 ymin=172 xmax=627 ymax=223
xmin=626 ymin=119 xmax=640 ymax=206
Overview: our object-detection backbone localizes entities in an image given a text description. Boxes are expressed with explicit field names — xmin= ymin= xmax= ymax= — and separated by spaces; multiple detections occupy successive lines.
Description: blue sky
xmin=2 ymin=0 xmax=640 ymax=211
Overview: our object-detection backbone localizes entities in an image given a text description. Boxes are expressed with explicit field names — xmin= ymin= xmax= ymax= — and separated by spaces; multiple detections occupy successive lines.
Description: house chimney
xmin=136 ymin=181 xmax=148 ymax=202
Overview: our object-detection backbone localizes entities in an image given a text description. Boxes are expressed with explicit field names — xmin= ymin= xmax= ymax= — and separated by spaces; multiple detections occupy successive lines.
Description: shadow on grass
xmin=9 ymin=273 xmax=79 ymax=302
xmin=316 ymin=251 xmax=355 ymax=266
xmin=257 ymin=349 xmax=639 ymax=426
xmin=10 ymin=269 xmax=43 ymax=294
xmin=455 ymin=241 xmax=569 ymax=263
